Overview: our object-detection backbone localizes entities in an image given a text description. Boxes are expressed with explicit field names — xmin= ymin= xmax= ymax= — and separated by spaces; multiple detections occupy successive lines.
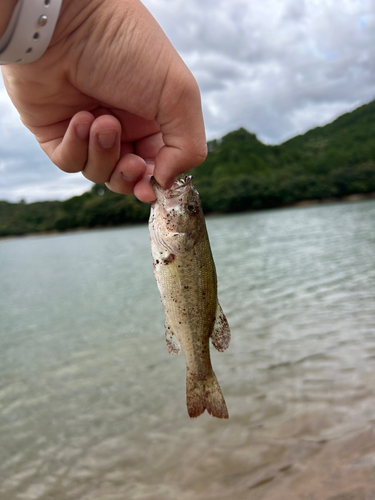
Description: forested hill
xmin=192 ymin=100 xmax=375 ymax=212
xmin=2 ymin=100 xmax=375 ymax=237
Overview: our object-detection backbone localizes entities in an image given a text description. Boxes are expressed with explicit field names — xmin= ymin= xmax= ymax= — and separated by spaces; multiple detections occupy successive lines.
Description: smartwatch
xmin=0 ymin=0 xmax=62 ymax=65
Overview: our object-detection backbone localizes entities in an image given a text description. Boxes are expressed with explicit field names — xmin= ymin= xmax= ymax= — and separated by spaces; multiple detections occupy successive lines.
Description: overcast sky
xmin=1 ymin=0 xmax=375 ymax=202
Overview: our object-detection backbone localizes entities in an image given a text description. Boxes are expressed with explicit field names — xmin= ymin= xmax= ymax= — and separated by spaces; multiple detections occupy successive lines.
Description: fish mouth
xmin=151 ymin=176 xmax=193 ymax=199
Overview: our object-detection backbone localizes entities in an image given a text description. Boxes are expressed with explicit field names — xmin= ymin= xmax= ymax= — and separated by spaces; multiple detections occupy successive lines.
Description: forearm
xmin=0 ymin=0 xmax=18 ymax=39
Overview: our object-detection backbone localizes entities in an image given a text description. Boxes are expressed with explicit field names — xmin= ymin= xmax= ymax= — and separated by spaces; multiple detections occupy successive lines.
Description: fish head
xmin=151 ymin=176 xmax=202 ymax=230
xmin=150 ymin=176 xmax=202 ymax=253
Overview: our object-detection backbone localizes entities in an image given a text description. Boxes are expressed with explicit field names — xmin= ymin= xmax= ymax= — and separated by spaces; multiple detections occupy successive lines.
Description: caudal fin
xmin=186 ymin=371 xmax=229 ymax=419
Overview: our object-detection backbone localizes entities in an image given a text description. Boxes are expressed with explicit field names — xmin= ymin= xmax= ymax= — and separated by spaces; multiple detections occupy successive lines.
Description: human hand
xmin=1 ymin=0 xmax=207 ymax=202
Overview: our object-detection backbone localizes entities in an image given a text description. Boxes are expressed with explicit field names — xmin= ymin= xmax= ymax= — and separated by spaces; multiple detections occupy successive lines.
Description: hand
xmin=1 ymin=0 xmax=207 ymax=202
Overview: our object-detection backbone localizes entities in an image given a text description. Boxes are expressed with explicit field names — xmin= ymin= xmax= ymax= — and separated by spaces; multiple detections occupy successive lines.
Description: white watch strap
xmin=0 ymin=0 xmax=62 ymax=65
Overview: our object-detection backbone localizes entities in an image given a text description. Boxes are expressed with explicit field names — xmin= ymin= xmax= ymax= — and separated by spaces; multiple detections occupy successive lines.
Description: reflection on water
xmin=1 ymin=200 xmax=375 ymax=499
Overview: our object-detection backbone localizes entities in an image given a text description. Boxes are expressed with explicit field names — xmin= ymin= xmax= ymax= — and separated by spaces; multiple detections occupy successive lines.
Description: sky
xmin=1 ymin=0 xmax=375 ymax=202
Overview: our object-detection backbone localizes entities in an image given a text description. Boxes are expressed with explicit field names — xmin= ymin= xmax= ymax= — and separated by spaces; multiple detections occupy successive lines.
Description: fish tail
xmin=186 ymin=370 xmax=228 ymax=419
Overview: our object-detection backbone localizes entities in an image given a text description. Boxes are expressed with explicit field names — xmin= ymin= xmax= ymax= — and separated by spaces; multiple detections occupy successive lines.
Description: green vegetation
xmin=192 ymin=100 xmax=375 ymax=212
xmin=2 ymin=100 xmax=375 ymax=237
xmin=0 ymin=187 xmax=149 ymax=237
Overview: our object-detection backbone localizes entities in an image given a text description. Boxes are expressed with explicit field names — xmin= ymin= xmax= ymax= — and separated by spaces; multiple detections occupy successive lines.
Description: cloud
xmin=159 ymin=0 xmax=375 ymax=143
xmin=1 ymin=0 xmax=375 ymax=201
xmin=150 ymin=0 xmax=375 ymax=134
xmin=0 ymin=80 xmax=92 ymax=202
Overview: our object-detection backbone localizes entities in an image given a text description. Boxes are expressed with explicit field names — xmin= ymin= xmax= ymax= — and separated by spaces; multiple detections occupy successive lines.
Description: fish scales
xmin=149 ymin=176 xmax=230 ymax=419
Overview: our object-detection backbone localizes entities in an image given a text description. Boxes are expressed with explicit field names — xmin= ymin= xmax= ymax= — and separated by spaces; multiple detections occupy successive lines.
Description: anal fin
xmin=165 ymin=323 xmax=181 ymax=355
xmin=211 ymin=303 xmax=231 ymax=352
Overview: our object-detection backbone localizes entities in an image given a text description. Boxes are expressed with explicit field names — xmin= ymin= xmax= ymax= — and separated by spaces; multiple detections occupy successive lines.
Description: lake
xmin=1 ymin=200 xmax=375 ymax=500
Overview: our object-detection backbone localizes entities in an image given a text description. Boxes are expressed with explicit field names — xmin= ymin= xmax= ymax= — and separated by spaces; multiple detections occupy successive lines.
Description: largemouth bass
xmin=149 ymin=176 xmax=230 ymax=418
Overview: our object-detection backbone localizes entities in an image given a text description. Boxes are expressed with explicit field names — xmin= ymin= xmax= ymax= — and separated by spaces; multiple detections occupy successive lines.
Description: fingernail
xmin=121 ymin=171 xmax=141 ymax=183
xmin=98 ymin=131 xmax=117 ymax=149
xmin=76 ymin=122 xmax=90 ymax=140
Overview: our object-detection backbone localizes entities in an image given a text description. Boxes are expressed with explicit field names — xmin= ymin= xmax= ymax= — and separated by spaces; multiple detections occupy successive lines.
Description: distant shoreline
xmin=204 ymin=191 xmax=375 ymax=216
xmin=281 ymin=191 xmax=375 ymax=208
xmin=2 ymin=191 xmax=375 ymax=241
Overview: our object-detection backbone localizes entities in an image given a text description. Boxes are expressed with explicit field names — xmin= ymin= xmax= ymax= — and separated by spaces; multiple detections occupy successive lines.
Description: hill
xmin=191 ymin=101 xmax=375 ymax=212
xmin=1 ymin=100 xmax=375 ymax=237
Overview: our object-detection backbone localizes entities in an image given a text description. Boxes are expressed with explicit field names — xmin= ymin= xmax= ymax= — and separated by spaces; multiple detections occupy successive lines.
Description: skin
xmin=0 ymin=0 xmax=17 ymax=38
xmin=1 ymin=0 xmax=207 ymax=202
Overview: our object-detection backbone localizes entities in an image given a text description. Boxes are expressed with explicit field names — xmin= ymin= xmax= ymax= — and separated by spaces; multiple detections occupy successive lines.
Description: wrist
xmin=50 ymin=0 xmax=108 ymax=46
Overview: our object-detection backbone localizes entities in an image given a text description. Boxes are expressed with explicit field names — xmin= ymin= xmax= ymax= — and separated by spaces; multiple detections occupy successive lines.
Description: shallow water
xmin=1 ymin=200 xmax=375 ymax=499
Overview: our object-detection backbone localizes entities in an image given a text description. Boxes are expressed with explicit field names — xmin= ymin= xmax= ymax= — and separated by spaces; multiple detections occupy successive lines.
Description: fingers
xmin=135 ymin=132 xmax=164 ymax=160
xmin=45 ymin=111 xmax=121 ymax=183
xmin=105 ymin=154 xmax=148 ymax=195
xmin=47 ymin=112 xmax=123 ymax=184
xmin=133 ymin=161 xmax=156 ymax=202
xmin=130 ymin=133 xmax=164 ymax=201
xmin=42 ymin=111 xmax=164 ymax=198
xmin=39 ymin=77 xmax=204 ymax=201
xmin=43 ymin=111 xmax=95 ymax=172
xmin=82 ymin=114 xmax=121 ymax=183
xmin=106 ymin=133 xmax=163 ymax=197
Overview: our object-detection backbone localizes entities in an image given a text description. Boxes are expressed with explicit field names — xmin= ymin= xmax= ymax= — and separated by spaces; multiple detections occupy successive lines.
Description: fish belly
xmin=153 ymin=240 xmax=229 ymax=418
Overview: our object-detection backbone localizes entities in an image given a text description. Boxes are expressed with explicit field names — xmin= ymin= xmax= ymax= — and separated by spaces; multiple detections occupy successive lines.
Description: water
xmin=1 ymin=200 xmax=375 ymax=500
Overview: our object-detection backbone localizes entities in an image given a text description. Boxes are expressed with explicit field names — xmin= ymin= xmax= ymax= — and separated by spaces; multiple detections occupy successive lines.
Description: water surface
xmin=1 ymin=200 xmax=375 ymax=499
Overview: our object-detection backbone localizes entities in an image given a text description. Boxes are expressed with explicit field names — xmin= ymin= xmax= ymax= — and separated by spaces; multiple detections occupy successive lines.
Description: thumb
xmin=153 ymin=72 xmax=207 ymax=189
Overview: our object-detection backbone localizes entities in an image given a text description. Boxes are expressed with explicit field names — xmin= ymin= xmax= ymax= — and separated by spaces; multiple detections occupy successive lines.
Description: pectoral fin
xmin=211 ymin=303 xmax=231 ymax=352
xmin=165 ymin=323 xmax=181 ymax=355
xmin=166 ymin=258 xmax=181 ymax=288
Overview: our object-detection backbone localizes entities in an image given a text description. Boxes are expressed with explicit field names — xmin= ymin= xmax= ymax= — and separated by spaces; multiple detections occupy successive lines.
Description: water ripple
xmin=1 ymin=201 xmax=375 ymax=499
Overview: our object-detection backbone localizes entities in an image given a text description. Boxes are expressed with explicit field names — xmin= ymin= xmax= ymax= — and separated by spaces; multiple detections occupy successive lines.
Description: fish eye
xmin=187 ymin=204 xmax=195 ymax=212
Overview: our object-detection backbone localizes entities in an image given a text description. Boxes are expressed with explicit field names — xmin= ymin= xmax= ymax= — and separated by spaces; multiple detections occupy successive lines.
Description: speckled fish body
xmin=149 ymin=176 xmax=230 ymax=418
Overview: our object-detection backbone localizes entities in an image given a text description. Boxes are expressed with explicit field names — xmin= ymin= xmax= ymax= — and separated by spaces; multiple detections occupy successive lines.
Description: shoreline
xmin=1 ymin=191 xmax=375 ymax=241
xmin=285 ymin=191 xmax=375 ymax=208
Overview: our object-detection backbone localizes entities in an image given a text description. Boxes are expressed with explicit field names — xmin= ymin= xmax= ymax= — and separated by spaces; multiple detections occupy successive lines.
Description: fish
xmin=149 ymin=175 xmax=230 ymax=418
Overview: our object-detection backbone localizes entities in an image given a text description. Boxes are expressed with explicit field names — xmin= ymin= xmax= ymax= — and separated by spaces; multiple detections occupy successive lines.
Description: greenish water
xmin=1 ymin=200 xmax=375 ymax=500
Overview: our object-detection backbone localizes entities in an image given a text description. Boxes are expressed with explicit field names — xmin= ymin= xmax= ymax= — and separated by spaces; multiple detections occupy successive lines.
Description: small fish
xmin=149 ymin=176 xmax=230 ymax=418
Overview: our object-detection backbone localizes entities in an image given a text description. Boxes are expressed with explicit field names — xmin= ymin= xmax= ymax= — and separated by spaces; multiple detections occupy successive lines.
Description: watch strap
xmin=0 ymin=0 xmax=62 ymax=65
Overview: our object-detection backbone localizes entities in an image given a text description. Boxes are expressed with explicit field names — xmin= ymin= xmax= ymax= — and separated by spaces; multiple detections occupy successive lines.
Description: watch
xmin=0 ymin=0 xmax=62 ymax=65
